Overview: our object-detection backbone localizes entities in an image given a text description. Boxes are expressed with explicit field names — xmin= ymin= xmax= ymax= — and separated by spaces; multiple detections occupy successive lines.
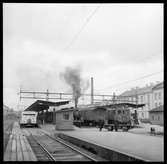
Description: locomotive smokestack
xmin=91 ymin=77 xmax=94 ymax=104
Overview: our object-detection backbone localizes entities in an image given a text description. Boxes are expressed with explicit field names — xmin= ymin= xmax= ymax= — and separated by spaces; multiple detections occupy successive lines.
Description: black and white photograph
xmin=3 ymin=3 xmax=164 ymax=161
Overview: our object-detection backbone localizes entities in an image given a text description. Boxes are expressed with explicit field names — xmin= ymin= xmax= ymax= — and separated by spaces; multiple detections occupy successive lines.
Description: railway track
xmin=24 ymin=128 xmax=99 ymax=161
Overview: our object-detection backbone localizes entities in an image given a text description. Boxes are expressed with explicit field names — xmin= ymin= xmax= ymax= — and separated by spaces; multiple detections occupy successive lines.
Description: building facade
xmin=148 ymin=82 xmax=164 ymax=125
xmin=152 ymin=82 xmax=164 ymax=108
xmin=119 ymin=82 xmax=163 ymax=120
xmin=149 ymin=105 xmax=163 ymax=125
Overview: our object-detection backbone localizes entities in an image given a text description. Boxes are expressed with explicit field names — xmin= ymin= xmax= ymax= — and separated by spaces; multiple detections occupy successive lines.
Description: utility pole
xmin=135 ymin=88 xmax=139 ymax=124
xmin=46 ymin=89 xmax=49 ymax=101
xmin=91 ymin=77 xmax=94 ymax=104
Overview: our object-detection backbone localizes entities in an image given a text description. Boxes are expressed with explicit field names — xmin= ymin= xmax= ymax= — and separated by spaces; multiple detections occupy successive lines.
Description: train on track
xmin=73 ymin=103 xmax=144 ymax=131
xmin=20 ymin=111 xmax=38 ymax=128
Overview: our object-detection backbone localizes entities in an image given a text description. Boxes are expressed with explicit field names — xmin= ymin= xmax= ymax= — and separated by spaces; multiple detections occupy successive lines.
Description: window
xmin=154 ymin=93 xmax=157 ymax=100
xmin=152 ymin=115 xmax=154 ymax=120
xmin=155 ymin=103 xmax=157 ymax=107
xmin=158 ymin=116 xmax=160 ymax=121
xmin=140 ymin=96 xmax=143 ymax=103
xmin=158 ymin=92 xmax=161 ymax=100
xmin=23 ymin=114 xmax=35 ymax=116
xmin=159 ymin=102 xmax=161 ymax=106
xmin=147 ymin=94 xmax=150 ymax=103
xmin=63 ymin=113 xmax=69 ymax=120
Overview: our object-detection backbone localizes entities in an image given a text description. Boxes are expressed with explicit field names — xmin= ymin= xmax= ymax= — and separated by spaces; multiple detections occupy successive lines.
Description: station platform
xmin=3 ymin=122 xmax=37 ymax=161
xmin=40 ymin=124 xmax=164 ymax=161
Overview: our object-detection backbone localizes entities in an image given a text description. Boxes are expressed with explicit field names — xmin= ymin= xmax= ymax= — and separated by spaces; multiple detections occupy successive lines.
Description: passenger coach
xmin=20 ymin=111 xmax=38 ymax=128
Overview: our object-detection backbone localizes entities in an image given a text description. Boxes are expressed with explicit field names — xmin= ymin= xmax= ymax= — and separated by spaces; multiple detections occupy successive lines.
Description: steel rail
xmin=39 ymin=130 xmax=98 ymax=162
xmin=27 ymin=130 xmax=57 ymax=161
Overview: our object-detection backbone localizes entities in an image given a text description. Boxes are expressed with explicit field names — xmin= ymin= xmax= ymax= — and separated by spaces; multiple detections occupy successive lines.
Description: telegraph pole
xmin=135 ymin=88 xmax=139 ymax=124
xmin=91 ymin=77 xmax=94 ymax=104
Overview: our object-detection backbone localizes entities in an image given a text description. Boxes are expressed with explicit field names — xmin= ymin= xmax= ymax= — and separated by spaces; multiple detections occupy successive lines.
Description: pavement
xmin=128 ymin=123 xmax=164 ymax=136
xmin=40 ymin=123 xmax=164 ymax=161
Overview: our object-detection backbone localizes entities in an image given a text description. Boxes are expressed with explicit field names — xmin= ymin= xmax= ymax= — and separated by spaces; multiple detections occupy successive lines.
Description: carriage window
xmin=118 ymin=110 xmax=121 ymax=114
xmin=63 ymin=113 xmax=69 ymax=120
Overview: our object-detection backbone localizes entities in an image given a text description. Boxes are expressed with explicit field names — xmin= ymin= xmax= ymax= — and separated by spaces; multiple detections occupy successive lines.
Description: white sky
xmin=3 ymin=3 xmax=163 ymax=110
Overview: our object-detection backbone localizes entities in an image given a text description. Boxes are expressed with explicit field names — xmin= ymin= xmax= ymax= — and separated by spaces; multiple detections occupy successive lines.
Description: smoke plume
xmin=60 ymin=66 xmax=89 ymax=108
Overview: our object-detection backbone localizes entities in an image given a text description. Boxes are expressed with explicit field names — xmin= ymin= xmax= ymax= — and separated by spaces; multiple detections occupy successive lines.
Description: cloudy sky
xmin=3 ymin=3 xmax=163 ymax=110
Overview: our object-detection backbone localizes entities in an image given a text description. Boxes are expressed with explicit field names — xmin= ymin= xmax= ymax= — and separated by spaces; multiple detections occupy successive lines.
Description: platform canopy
xmin=25 ymin=100 xmax=70 ymax=112
xmin=102 ymin=103 xmax=145 ymax=108
xmin=78 ymin=103 xmax=145 ymax=111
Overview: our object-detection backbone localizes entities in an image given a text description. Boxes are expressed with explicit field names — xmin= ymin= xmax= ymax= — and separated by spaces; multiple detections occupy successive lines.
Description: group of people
xmin=98 ymin=119 xmax=119 ymax=131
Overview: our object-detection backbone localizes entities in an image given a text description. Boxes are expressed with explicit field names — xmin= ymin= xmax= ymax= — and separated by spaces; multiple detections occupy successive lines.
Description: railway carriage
xmin=20 ymin=111 xmax=38 ymax=128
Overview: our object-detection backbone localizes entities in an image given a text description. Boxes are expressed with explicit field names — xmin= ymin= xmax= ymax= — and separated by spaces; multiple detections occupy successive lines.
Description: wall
xmin=56 ymin=110 xmax=74 ymax=130
xmin=149 ymin=112 xmax=163 ymax=126
xmin=152 ymin=88 xmax=164 ymax=109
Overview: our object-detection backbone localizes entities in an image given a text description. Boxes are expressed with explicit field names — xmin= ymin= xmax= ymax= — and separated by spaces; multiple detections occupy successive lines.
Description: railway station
xmin=4 ymin=99 xmax=164 ymax=161
xmin=3 ymin=3 xmax=164 ymax=162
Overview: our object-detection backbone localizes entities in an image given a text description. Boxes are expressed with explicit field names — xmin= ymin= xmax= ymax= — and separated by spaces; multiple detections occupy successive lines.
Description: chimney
xmin=91 ymin=77 xmax=94 ymax=104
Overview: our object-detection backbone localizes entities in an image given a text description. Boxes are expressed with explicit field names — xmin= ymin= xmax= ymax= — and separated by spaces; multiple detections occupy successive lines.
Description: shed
xmin=55 ymin=108 xmax=74 ymax=130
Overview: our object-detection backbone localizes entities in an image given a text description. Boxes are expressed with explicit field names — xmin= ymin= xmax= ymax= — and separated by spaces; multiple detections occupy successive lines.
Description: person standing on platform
xmin=99 ymin=119 xmax=104 ymax=131
xmin=114 ymin=120 xmax=118 ymax=131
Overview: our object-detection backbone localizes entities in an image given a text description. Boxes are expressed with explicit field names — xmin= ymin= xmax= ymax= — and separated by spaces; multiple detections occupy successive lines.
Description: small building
xmin=55 ymin=108 xmax=74 ymax=130
xmin=149 ymin=105 xmax=163 ymax=126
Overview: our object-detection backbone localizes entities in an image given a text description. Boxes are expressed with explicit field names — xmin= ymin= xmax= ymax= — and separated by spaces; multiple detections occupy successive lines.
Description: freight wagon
xmin=74 ymin=103 xmax=144 ymax=131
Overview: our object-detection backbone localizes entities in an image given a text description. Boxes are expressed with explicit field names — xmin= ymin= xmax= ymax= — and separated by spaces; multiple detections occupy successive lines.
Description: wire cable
xmin=64 ymin=4 xmax=102 ymax=51
xmin=99 ymin=70 xmax=163 ymax=90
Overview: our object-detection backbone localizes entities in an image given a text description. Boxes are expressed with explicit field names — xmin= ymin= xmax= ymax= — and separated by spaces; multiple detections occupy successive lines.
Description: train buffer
xmin=3 ymin=122 xmax=37 ymax=161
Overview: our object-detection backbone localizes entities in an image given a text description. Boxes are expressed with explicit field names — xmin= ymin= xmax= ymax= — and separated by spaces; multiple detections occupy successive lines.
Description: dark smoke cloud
xmin=60 ymin=66 xmax=89 ymax=108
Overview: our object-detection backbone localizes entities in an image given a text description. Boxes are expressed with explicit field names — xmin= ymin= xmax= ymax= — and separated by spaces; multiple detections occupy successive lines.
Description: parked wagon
xmin=74 ymin=103 xmax=145 ymax=131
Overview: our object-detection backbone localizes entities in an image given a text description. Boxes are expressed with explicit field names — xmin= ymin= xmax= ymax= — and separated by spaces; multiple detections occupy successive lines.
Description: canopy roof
xmin=103 ymin=103 xmax=145 ymax=108
xmin=78 ymin=103 xmax=145 ymax=111
xmin=25 ymin=100 xmax=70 ymax=112
xmin=149 ymin=105 xmax=163 ymax=113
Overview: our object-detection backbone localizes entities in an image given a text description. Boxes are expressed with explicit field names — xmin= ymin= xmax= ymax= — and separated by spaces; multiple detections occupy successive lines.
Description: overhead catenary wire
xmin=64 ymin=4 xmax=102 ymax=51
xmin=99 ymin=70 xmax=163 ymax=91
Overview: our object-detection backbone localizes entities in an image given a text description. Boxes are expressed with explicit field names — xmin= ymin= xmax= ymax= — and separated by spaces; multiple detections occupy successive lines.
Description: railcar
xmin=20 ymin=111 xmax=38 ymax=128
xmin=73 ymin=103 xmax=139 ymax=131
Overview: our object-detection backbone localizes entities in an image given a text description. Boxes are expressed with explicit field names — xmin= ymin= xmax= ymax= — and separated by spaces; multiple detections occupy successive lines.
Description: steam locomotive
xmin=73 ymin=103 xmax=144 ymax=131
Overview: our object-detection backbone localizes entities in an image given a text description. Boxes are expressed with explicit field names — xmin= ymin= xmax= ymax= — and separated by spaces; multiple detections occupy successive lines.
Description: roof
xmin=102 ymin=103 xmax=145 ymax=108
xmin=152 ymin=82 xmax=163 ymax=90
xmin=25 ymin=100 xmax=70 ymax=112
xmin=22 ymin=111 xmax=37 ymax=113
xmin=55 ymin=108 xmax=74 ymax=113
xmin=78 ymin=103 xmax=145 ymax=111
xmin=120 ymin=86 xmax=154 ymax=97
xmin=149 ymin=105 xmax=163 ymax=113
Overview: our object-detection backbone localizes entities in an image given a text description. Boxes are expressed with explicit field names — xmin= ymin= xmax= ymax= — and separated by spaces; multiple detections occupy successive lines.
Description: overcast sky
xmin=3 ymin=3 xmax=163 ymax=110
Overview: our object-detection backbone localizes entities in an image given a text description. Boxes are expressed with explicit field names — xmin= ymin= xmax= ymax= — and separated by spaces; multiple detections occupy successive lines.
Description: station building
xmin=119 ymin=81 xmax=164 ymax=122
xmin=55 ymin=108 xmax=74 ymax=130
